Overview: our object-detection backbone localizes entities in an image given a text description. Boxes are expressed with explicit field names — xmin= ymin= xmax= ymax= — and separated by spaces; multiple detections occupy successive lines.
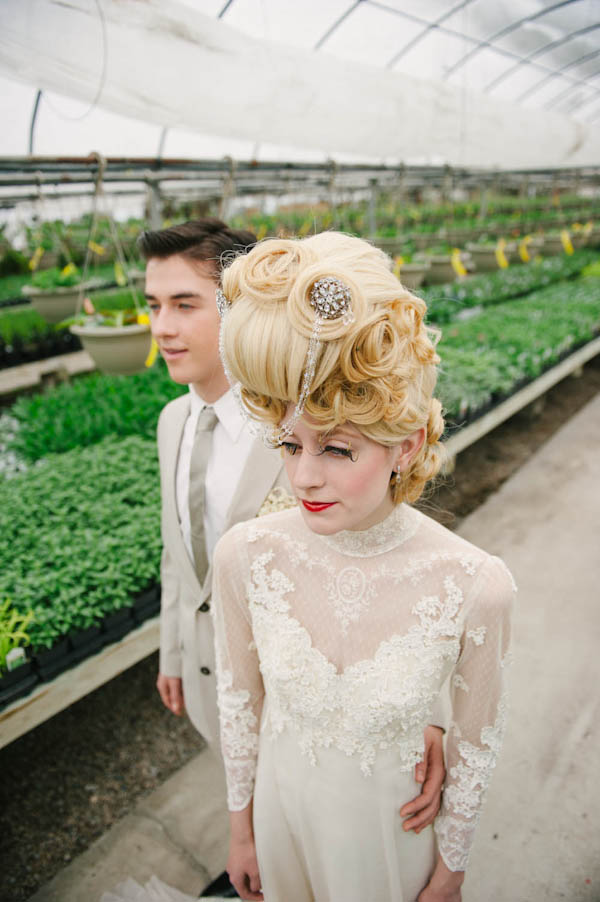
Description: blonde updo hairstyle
xmin=221 ymin=232 xmax=445 ymax=504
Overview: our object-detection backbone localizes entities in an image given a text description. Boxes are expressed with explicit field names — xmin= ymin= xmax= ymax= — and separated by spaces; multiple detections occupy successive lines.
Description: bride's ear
xmin=394 ymin=428 xmax=426 ymax=474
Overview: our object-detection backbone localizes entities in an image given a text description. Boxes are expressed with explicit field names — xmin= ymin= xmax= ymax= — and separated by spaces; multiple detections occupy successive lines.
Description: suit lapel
xmin=199 ymin=439 xmax=284 ymax=599
xmin=162 ymin=396 xmax=202 ymax=589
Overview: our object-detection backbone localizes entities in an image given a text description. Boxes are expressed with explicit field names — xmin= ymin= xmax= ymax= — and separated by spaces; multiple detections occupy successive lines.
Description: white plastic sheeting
xmin=0 ymin=0 xmax=599 ymax=167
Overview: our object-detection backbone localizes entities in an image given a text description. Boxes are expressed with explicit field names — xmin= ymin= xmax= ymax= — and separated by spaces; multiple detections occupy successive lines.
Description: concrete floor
xmin=29 ymin=394 xmax=600 ymax=902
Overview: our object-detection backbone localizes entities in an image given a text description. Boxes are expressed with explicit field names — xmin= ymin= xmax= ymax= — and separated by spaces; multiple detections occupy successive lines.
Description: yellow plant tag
xmin=136 ymin=311 xmax=158 ymax=366
xmin=256 ymin=224 xmax=268 ymax=240
xmin=560 ymin=230 xmax=574 ymax=255
xmin=88 ymin=240 xmax=105 ymax=255
xmin=451 ymin=249 xmax=467 ymax=277
xmin=145 ymin=339 xmax=159 ymax=368
xmin=495 ymin=238 xmax=509 ymax=269
xmin=518 ymin=236 xmax=531 ymax=263
xmin=393 ymin=255 xmax=404 ymax=278
xmin=61 ymin=262 xmax=77 ymax=277
xmin=114 ymin=261 xmax=127 ymax=287
xmin=28 ymin=246 xmax=45 ymax=271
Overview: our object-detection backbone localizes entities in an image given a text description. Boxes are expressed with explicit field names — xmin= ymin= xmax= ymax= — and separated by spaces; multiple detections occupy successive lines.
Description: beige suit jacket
xmin=157 ymin=393 xmax=291 ymax=748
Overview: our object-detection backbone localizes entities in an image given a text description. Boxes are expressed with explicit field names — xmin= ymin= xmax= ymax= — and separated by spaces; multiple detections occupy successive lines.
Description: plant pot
xmin=33 ymin=637 xmax=74 ymax=681
xmin=69 ymin=323 xmax=152 ymax=375
xmin=132 ymin=584 xmax=161 ymax=624
xmin=396 ymin=262 xmax=430 ymax=291
xmin=0 ymin=660 xmax=39 ymax=709
xmin=102 ymin=607 xmax=135 ymax=645
xmin=542 ymin=234 xmax=569 ymax=255
xmin=466 ymin=243 xmax=515 ymax=272
xmin=69 ymin=625 xmax=104 ymax=663
xmin=424 ymin=255 xmax=463 ymax=285
xmin=25 ymin=285 xmax=83 ymax=325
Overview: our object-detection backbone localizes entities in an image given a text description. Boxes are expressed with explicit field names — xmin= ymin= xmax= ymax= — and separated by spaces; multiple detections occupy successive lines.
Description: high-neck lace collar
xmin=319 ymin=504 xmax=419 ymax=558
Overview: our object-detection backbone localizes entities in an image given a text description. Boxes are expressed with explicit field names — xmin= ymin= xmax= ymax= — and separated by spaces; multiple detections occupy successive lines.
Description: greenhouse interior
xmin=0 ymin=1 xmax=599 ymax=901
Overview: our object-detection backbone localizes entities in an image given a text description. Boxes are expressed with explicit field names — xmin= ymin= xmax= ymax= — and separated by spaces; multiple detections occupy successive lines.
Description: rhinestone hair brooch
xmin=216 ymin=277 xmax=354 ymax=448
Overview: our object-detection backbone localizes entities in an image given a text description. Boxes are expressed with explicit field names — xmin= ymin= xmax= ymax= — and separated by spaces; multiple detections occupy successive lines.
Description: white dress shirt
xmin=176 ymin=387 xmax=255 ymax=564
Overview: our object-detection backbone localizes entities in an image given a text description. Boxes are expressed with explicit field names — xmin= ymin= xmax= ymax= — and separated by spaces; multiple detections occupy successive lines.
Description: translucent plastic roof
xmin=0 ymin=0 xmax=599 ymax=167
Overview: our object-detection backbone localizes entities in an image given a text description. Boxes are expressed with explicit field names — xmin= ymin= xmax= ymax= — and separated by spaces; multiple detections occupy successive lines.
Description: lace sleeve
xmin=434 ymin=556 xmax=516 ymax=871
xmin=212 ymin=525 xmax=264 ymax=812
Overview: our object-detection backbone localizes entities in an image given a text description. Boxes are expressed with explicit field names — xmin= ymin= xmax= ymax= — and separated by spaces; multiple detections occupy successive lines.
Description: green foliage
xmin=0 ymin=248 xmax=29 ymax=277
xmin=423 ymin=249 xmax=599 ymax=324
xmin=0 ymin=306 xmax=57 ymax=346
xmin=7 ymin=361 xmax=185 ymax=462
xmin=437 ymin=276 xmax=600 ymax=421
xmin=0 ymin=435 xmax=162 ymax=650
xmin=29 ymin=264 xmax=82 ymax=289
xmin=0 ymin=600 xmax=34 ymax=673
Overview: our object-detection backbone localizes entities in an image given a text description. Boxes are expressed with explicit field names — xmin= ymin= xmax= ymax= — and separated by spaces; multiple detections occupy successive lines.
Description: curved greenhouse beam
xmin=314 ymin=0 xmax=364 ymax=50
xmin=29 ymin=89 xmax=43 ymax=155
xmin=542 ymin=54 xmax=600 ymax=113
xmin=383 ymin=0 xmax=477 ymax=70
xmin=484 ymin=21 xmax=600 ymax=98
xmin=218 ymin=0 xmax=236 ymax=19
xmin=444 ymin=0 xmax=581 ymax=80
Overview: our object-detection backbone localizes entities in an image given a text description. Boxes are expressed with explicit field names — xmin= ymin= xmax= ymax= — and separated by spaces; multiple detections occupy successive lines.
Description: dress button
xmin=199 ymin=602 xmax=210 ymax=612
xmin=200 ymin=666 xmax=211 ymax=676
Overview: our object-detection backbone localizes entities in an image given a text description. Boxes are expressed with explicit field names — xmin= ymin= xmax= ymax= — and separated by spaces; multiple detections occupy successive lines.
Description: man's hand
xmin=400 ymin=725 xmax=445 ymax=833
xmin=156 ymin=672 xmax=185 ymax=716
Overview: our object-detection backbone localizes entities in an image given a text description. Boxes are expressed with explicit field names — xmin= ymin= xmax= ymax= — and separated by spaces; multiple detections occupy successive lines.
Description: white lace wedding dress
xmin=102 ymin=503 xmax=514 ymax=902
xmin=211 ymin=503 xmax=515 ymax=902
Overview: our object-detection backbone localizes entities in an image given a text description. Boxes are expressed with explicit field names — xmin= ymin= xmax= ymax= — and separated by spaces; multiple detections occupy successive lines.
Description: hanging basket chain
xmin=34 ymin=173 xmax=75 ymax=269
xmin=79 ymin=151 xmax=142 ymax=315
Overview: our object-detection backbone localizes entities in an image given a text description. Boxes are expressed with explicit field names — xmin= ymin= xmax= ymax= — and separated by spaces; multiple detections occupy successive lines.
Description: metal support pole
xmin=368 ymin=178 xmax=377 ymax=239
xmin=146 ymin=177 xmax=162 ymax=229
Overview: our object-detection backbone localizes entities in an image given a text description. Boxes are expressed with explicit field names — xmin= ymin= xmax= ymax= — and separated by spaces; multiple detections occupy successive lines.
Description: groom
xmin=139 ymin=219 xmax=446 ymax=898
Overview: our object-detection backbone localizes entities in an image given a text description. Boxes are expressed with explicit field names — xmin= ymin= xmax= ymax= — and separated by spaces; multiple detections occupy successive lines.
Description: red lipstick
xmin=302 ymin=501 xmax=336 ymax=513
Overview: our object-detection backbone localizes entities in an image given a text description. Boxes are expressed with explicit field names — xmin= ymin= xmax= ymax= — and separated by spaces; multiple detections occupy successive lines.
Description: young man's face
xmin=145 ymin=255 xmax=229 ymax=401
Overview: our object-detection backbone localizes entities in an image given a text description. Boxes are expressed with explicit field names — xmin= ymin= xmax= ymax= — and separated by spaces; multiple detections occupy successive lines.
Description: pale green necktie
xmin=188 ymin=405 xmax=218 ymax=581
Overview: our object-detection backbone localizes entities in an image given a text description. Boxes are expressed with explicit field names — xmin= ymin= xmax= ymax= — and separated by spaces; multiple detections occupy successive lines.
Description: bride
xmin=208 ymin=232 xmax=515 ymax=902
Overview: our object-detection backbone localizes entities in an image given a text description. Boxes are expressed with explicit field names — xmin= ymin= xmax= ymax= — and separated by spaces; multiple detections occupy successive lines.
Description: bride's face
xmin=280 ymin=411 xmax=403 ymax=535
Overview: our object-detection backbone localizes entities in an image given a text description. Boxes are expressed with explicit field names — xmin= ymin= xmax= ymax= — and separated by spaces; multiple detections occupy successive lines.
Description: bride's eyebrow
xmin=320 ymin=429 xmax=357 ymax=443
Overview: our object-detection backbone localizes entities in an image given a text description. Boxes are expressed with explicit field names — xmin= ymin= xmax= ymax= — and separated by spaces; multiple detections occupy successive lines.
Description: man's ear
xmin=394 ymin=428 xmax=426 ymax=474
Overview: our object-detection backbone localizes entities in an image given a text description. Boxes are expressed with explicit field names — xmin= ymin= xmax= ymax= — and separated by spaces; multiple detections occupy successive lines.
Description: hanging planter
xmin=22 ymin=263 xmax=92 ymax=325
xmin=70 ymin=318 xmax=153 ymax=375
xmin=65 ymin=152 xmax=156 ymax=375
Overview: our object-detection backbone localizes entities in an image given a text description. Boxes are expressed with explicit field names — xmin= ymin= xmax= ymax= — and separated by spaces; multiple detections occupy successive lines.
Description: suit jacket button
xmin=200 ymin=666 xmax=211 ymax=676
xmin=199 ymin=602 xmax=210 ymax=612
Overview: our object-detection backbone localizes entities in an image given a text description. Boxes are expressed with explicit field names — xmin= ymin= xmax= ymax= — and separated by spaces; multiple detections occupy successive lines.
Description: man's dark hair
xmin=137 ymin=218 xmax=257 ymax=279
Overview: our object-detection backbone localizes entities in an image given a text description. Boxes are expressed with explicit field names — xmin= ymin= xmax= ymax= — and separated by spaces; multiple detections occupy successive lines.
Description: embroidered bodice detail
xmin=320 ymin=502 xmax=418 ymax=557
xmin=212 ymin=505 xmax=515 ymax=872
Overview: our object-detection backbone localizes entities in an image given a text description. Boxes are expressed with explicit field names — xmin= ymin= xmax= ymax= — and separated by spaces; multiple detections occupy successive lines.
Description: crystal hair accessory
xmin=216 ymin=287 xmax=229 ymax=319
xmin=216 ymin=277 xmax=355 ymax=449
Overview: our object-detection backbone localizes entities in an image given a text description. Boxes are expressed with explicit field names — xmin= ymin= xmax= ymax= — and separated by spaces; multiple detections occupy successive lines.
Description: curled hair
xmin=221 ymin=232 xmax=445 ymax=504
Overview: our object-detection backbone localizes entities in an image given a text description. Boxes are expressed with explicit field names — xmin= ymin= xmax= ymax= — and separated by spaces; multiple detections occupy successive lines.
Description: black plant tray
xmin=33 ymin=638 xmax=74 ymax=681
xmin=0 ymin=661 xmax=39 ymax=710
xmin=69 ymin=625 xmax=104 ymax=663
xmin=101 ymin=607 xmax=135 ymax=645
xmin=132 ymin=584 xmax=161 ymax=624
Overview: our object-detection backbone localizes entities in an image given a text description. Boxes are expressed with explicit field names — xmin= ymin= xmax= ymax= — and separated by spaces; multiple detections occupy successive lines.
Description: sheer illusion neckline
xmin=319 ymin=503 xmax=419 ymax=558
